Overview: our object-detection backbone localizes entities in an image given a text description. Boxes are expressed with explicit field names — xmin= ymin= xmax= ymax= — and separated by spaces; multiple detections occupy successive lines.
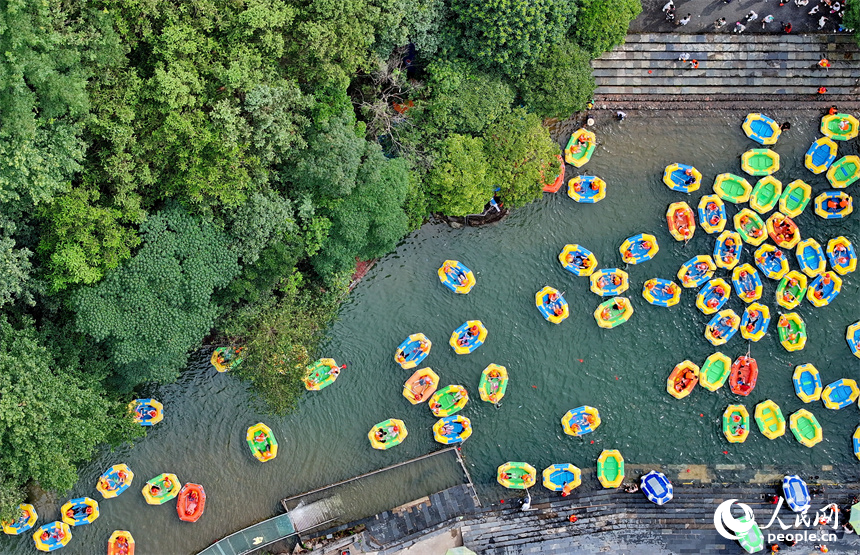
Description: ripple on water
xmin=3 ymin=111 xmax=858 ymax=554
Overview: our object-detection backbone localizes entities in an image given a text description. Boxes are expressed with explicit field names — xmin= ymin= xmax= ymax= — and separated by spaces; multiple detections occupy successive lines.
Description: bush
xmin=517 ymin=40 xmax=596 ymax=119
xmin=573 ymin=0 xmax=642 ymax=58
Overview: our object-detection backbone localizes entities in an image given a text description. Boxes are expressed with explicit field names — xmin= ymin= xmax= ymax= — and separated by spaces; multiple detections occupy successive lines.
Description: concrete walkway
xmin=593 ymin=33 xmax=860 ymax=101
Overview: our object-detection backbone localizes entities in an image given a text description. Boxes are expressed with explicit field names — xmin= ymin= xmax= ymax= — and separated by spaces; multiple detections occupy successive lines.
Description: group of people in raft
xmin=564 ymin=251 xmax=594 ymax=272
xmin=373 ymin=422 xmax=404 ymax=444
xmin=622 ymin=238 xmax=655 ymax=261
xmin=454 ymin=323 xmax=482 ymax=348
xmin=441 ymin=261 xmax=470 ymax=286
xmin=395 ymin=337 xmax=430 ymax=365
xmin=546 ymin=290 xmax=566 ymax=317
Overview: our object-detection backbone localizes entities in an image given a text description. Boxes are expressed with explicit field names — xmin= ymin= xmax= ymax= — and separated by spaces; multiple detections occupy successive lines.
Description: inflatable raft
xmin=755 ymin=400 xmax=786 ymax=440
xmin=565 ymin=128 xmax=596 ymax=167
xmin=733 ymin=209 xmax=767 ymax=246
xmin=783 ymin=475 xmax=811 ymax=513
xmin=854 ymin=427 xmax=860 ymax=461
xmin=432 ymin=415 xmax=472 ymax=444
xmin=449 ymin=320 xmax=487 ymax=354
xmin=790 ymin=409 xmax=822 ymax=447
xmin=754 ymin=244 xmax=788 ymax=280
xmin=438 ymin=260 xmax=475 ymax=294
xmin=596 ymin=450 xmax=625 ymax=489
xmin=778 ymin=312 xmax=807 ymax=352
xmin=129 ymin=398 xmax=163 ymax=426
xmin=822 ymin=378 xmax=859 ymax=410
xmin=663 ymin=163 xmax=701 ymax=192
xmin=32 ymin=522 xmax=71 ymax=552
xmin=246 ymin=422 xmax=278 ymax=462
xmin=542 ymin=154 xmax=565 ymax=193
xmin=805 ymin=137 xmax=837 ymax=174
xmin=542 ymin=464 xmax=581 ymax=493
xmin=642 ymin=278 xmax=681 ymax=307
xmin=736 ymin=515 xmax=765 ymax=554
xmin=740 ymin=302 xmax=770 ymax=342
xmin=177 ymin=483 xmax=206 ymax=523
xmin=620 ymin=233 xmax=658 ymax=264
xmin=666 ymin=202 xmax=696 ymax=242
xmin=593 ymin=297 xmax=633 ymax=329
xmin=750 ymin=176 xmax=782 ymax=214
xmin=368 ymin=419 xmax=407 ymax=450
xmin=402 ymin=367 xmax=439 ymax=404
xmin=497 ymin=462 xmax=536 ymax=489
xmin=847 ymin=321 xmax=860 ymax=359
xmin=429 ymin=385 xmax=468 ymax=416
xmin=827 ymin=155 xmax=860 ymax=188
xmin=814 ymin=190 xmax=853 ymax=219
xmin=590 ymin=268 xmax=629 ymax=296
xmin=478 ymin=364 xmax=508 ymax=403
xmin=567 ymin=175 xmax=606 ymax=203
xmin=697 ymin=195 xmax=727 ymax=234
xmin=723 ymin=404 xmax=749 ymax=443
xmin=667 ymin=360 xmax=699 ymax=400
xmin=729 ymin=355 xmax=758 ymax=396
xmin=210 ymin=346 xmax=243 ymax=373
xmin=107 ymin=530 xmax=134 ymax=555
xmin=678 ymin=255 xmax=716 ymax=288
xmin=142 ymin=473 xmax=180 ymax=505
xmin=696 ymin=278 xmax=730 ymax=315
xmin=699 ymin=352 xmax=732 ymax=391
xmin=820 ymin=113 xmax=859 ymax=141
xmin=705 ymin=309 xmax=739 ymax=346
xmin=2 ymin=504 xmax=37 ymax=535
xmin=793 ymin=364 xmax=822 ymax=403
xmin=732 ymin=264 xmax=763 ymax=303
xmin=303 ymin=358 xmax=344 ymax=391
xmin=562 ymin=405 xmax=602 ymax=436
xmin=766 ymin=212 xmax=800 ymax=249
xmin=559 ymin=244 xmax=597 ymax=277
xmin=395 ymin=333 xmax=431 ymax=370
xmin=776 ymin=271 xmax=807 ymax=310
xmin=807 ymin=271 xmax=841 ymax=307
xmin=796 ymin=238 xmax=826 ymax=277
xmin=641 ymin=471 xmax=673 ymax=506
xmin=779 ymin=179 xmax=812 ymax=218
xmin=714 ymin=173 xmax=752 ymax=204
xmin=535 ymin=286 xmax=569 ymax=324
xmin=743 ymin=113 xmax=781 ymax=145
xmin=713 ymin=231 xmax=741 ymax=270
xmin=96 ymin=464 xmax=133 ymax=499
xmin=827 ymin=236 xmax=857 ymax=275
xmin=741 ymin=149 xmax=780 ymax=176
xmin=62 ymin=500 xmax=99 ymax=532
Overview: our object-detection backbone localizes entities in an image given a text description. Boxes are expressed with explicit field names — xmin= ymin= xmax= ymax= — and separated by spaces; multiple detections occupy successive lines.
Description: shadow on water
xmin=3 ymin=109 xmax=859 ymax=554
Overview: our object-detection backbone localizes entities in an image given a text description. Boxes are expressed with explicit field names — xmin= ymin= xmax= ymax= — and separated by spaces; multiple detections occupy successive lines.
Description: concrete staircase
xmin=594 ymin=33 xmax=860 ymax=102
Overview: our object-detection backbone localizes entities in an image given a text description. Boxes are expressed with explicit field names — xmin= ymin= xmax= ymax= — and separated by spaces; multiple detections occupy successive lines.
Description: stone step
xmin=596 ymin=86 xmax=857 ymax=95
xmin=607 ymin=42 xmax=859 ymax=54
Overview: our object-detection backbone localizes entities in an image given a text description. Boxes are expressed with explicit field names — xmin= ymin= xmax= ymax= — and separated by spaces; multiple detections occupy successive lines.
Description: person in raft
xmin=833 ymin=244 xmax=850 ymax=265
xmin=567 ymin=252 xmax=590 ymax=269
xmin=674 ymin=211 xmax=691 ymax=236
xmin=440 ymin=422 xmax=455 ymax=436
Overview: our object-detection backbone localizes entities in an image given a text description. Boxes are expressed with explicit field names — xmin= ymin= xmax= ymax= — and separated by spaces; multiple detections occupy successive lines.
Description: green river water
xmin=3 ymin=110 xmax=859 ymax=554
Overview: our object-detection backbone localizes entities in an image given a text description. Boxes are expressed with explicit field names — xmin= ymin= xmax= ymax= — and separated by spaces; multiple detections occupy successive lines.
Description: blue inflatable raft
xmin=740 ymin=303 xmax=771 ymax=342
xmin=642 ymin=278 xmax=681 ymax=307
xmin=559 ymin=244 xmax=597 ymax=277
xmin=827 ymin=237 xmax=857 ymax=275
xmin=698 ymin=195 xmax=727 ymax=234
xmin=782 ymin=475 xmax=810 ymax=513
xmin=663 ymin=163 xmax=701 ymax=192
xmin=793 ymin=364 xmax=822 ymax=403
xmin=713 ymin=231 xmax=741 ymax=269
xmin=805 ymin=137 xmax=838 ymax=174
xmin=619 ymin=233 xmax=658 ymax=264
xmin=743 ymin=113 xmax=781 ymax=145
xmin=449 ymin=320 xmax=487 ymax=355
xmin=678 ymin=255 xmax=716 ymax=288
xmin=542 ymin=464 xmax=581 ymax=492
xmin=854 ymin=427 xmax=860 ymax=461
xmin=796 ymin=239 xmax=826 ymax=277
xmin=732 ymin=264 xmax=763 ymax=303
xmin=848 ymin=322 xmax=860 ymax=358
xmin=807 ymin=272 xmax=841 ymax=307
xmin=641 ymin=471 xmax=673 ymax=506
xmin=821 ymin=378 xmax=859 ymax=410
xmin=695 ymin=278 xmax=730 ymax=315
xmin=705 ymin=310 xmax=740 ymax=346
xmin=754 ymin=244 xmax=788 ymax=280
xmin=395 ymin=333 xmax=431 ymax=369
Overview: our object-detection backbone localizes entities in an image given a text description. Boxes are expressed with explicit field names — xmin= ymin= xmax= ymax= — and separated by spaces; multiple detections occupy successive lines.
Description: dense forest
xmin=0 ymin=0 xmax=648 ymax=518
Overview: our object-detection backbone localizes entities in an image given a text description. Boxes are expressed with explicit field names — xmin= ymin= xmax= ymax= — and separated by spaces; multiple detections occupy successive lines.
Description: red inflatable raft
xmin=729 ymin=355 xmax=758 ymax=396
xmin=176 ymin=483 xmax=206 ymax=523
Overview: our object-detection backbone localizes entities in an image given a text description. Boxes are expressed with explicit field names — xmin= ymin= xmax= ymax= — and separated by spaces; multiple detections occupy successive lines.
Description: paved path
xmin=593 ymin=33 xmax=860 ymax=101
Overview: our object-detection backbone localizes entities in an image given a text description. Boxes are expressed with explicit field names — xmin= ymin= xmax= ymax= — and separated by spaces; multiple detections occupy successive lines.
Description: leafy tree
xmin=573 ymin=0 xmax=642 ymax=57
xmin=448 ymin=0 xmax=576 ymax=79
xmin=427 ymin=134 xmax=492 ymax=215
xmin=483 ymin=109 xmax=560 ymax=209
xmin=846 ymin=2 xmax=860 ymax=45
xmin=37 ymin=184 xmax=143 ymax=291
xmin=0 ymin=317 xmax=138 ymax=520
xmin=0 ymin=230 xmax=33 ymax=309
xmin=516 ymin=40 xmax=596 ymax=119
xmin=418 ymin=59 xmax=515 ymax=137
xmin=373 ymin=0 xmax=447 ymax=58
xmin=72 ymin=206 xmax=240 ymax=388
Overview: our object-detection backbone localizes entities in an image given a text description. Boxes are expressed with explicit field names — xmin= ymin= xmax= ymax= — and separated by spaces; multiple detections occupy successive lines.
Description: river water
xmin=3 ymin=110 xmax=859 ymax=554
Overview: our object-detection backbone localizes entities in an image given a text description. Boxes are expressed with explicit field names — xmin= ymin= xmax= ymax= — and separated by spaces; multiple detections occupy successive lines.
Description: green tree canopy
xmin=573 ymin=0 xmax=642 ymax=57
xmin=427 ymin=134 xmax=492 ymax=216
xmin=483 ymin=109 xmax=560 ymax=209
xmin=448 ymin=0 xmax=576 ymax=79
xmin=72 ymin=206 xmax=240 ymax=388
xmin=0 ymin=317 xmax=137 ymax=520
xmin=516 ymin=40 xmax=596 ymax=119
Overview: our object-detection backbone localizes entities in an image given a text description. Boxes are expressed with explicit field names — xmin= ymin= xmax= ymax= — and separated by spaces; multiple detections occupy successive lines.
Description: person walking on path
xmin=818 ymin=86 xmax=828 ymax=94
xmin=762 ymin=14 xmax=774 ymax=28
xmin=818 ymin=58 xmax=831 ymax=69
xmin=746 ymin=11 xmax=759 ymax=22
xmin=818 ymin=16 xmax=828 ymax=28
xmin=734 ymin=21 xmax=747 ymax=33
xmin=715 ymin=17 xmax=727 ymax=28
xmin=616 ymin=111 xmax=627 ymax=121
xmin=689 ymin=59 xmax=699 ymax=69
xmin=679 ymin=13 xmax=691 ymax=26
xmin=678 ymin=52 xmax=690 ymax=62
xmin=782 ymin=21 xmax=793 ymax=33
